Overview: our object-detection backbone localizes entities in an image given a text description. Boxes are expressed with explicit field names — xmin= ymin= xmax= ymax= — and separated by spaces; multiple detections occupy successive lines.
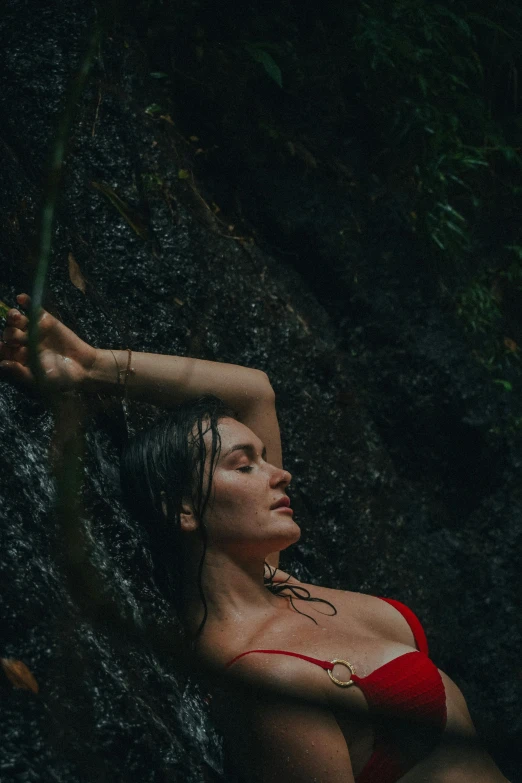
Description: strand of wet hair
xmin=192 ymin=416 xmax=223 ymax=643
xmin=192 ymin=419 xmax=210 ymax=643
xmin=264 ymin=562 xmax=337 ymax=624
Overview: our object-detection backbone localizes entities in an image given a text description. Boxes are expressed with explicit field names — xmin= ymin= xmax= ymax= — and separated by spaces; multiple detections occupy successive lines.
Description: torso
xmin=199 ymin=577 xmax=508 ymax=782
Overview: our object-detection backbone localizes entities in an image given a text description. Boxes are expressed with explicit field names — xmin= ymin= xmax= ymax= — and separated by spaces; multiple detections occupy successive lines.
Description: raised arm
xmin=91 ymin=347 xmax=285 ymax=571
xmin=0 ymin=293 xmax=283 ymax=566
xmin=88 ymin=347 xmax=283 ymax=468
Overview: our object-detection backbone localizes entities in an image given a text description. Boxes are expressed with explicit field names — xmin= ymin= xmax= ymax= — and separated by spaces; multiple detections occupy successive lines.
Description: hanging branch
xmin=25 ymin=4 xmax=143 ymax=635
xmin=28 ymin=16 xmax=104 ymax=386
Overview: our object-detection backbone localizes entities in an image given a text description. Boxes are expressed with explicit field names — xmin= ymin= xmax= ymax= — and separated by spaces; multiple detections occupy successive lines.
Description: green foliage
xmin=455 ymin=245 xmax=522 ymax=377
xmin=142 ymin=0 xmax=522 ymax=383
xmin=243 ymin=42 xmax=283 ymax=87
xmin=141 ymin=172 xmax=164 ymax=191
xmin=348 ymin=0 xmax=522 ymax=380
xmin=354 ymin=0 xmax=522 ymax=261
xmin=0 ymin=300 xmax=10 ymax=320
xmin=492 ymin=379 xmax=513 ymax=391
xmin=489 ymin=412 xmax=522 ymax=436
xmin=145 ymin=103 xmax=164 ymax=115
xmin=456 ymin=270 xmax=502 ymax=337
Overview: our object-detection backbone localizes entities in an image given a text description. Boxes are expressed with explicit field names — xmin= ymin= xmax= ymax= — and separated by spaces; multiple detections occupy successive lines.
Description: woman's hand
xmin=0 ymin=293 xmax=98 ymax=392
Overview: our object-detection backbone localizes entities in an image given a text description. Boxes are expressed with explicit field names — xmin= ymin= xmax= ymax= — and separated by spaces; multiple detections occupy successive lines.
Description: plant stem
xmin=28 ymin=19 xmax=104 ymax=387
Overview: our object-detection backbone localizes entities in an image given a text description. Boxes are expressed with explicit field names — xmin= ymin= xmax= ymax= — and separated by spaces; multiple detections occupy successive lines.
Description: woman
xmin=0 ymin=294 xmax=510 ymax=783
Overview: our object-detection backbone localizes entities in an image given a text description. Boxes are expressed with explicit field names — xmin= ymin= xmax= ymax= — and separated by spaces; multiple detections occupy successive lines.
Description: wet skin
xmin=1 ymin=301 xmax=509 ymax=782
xmin=192 ymin=422 xmax=509 ymax=782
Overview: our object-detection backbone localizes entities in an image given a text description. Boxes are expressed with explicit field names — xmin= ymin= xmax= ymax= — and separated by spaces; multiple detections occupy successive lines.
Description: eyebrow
xmin=222 ymin=443 xmax=267 ymax=461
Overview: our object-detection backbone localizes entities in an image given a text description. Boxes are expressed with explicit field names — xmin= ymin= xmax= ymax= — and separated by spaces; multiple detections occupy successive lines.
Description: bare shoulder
xmin=218 ymin=642 xmax=331 ymax=708
xmin=271 ymin=570 xmax=381 ymax=613
xmin=270 ymin=574 xmax=418 ymax=646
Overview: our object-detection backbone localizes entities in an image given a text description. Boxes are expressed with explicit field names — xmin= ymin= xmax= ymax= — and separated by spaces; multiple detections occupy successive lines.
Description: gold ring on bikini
xmin=327 ymin=658 xmax=356 ymax=687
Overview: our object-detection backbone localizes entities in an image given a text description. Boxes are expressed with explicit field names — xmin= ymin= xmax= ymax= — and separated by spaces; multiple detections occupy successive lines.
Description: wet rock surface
xmin=0 ymin=1 xmax=520 ymax=781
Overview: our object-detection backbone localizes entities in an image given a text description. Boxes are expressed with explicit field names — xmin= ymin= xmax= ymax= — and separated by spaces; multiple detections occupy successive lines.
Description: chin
xmin=271 ymin=524 xmax=301 ymax=551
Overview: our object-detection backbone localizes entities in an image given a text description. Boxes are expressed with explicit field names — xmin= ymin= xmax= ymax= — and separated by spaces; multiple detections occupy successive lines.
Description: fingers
xmin=2 ymin=301 xmax=30 ymax=346
xmin=16 ymin=293 xmax=31 ymax=310
xmin=2 ymin=327 xmax=28 ymax=346
xmin=14 ymin=292 xmax=54 ymax=332
xmin=0 ymin=339 xmax=28 ymax=360
xmin=0 ymin=332 xmax=31 ymax=387
xmin=7 ymin=309 xmax=29 ymax=329
xmin=0 ymin=294 xmax=37 ymax=389
xmin=6 ymin=306 xmax=28 ymax=327
xmin=0 ymin=357 xmax=33 ymax=388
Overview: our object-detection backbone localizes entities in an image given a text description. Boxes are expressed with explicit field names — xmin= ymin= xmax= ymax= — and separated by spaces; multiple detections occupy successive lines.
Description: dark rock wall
xmin=0 ymin=1 xmax=520 ymax=781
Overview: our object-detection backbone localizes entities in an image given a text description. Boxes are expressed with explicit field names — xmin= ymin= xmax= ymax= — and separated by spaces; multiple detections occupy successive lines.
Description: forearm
xmin=84 ymin=349 xmax=273 ymax=413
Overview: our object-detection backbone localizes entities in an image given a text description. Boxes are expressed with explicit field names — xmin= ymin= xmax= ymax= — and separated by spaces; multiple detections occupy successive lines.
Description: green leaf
xmin=436 ymin=202 xmax=466 ymax=221
xmin=244 ymin=43 xmax=283 ymax=87
xmin=145 ymin=104 xmax=164 ymax=115
xmin=493 ymin=379 xmax=513 ymax=391
xmin=466 ymin=13 xmax=515 ymax=40
xmin=448 ymin=74 xmax=470 ymax=90
xmin=0 ymin=300 xmax=11 ymax=319
xmin=149 ymin=72 xmax=168 ymax=79
xmin=432 ymin=233 xmax=446 ymax=250
xmin=178 ymin=169 xmax=190 ymax=180
xmin=446 ymin=221 xmax=467 ymax=238
xmin=91 ymin=181 xmax=149 ymax=240
xmin=459 ymin=157 xmax=489 ymax=168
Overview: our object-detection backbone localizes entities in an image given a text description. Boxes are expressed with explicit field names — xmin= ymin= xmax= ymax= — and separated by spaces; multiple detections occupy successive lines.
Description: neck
xmin=181 ymin=544 xmax=282 ymax=639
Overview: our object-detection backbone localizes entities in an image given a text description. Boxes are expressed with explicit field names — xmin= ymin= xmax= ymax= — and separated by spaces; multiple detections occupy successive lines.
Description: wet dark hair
xmin=264 ymin=563 xmax=337 ymax=623
xmin=120 ymin=394 xmax=336 ymax=640
xmin=120 ymin=394 xmax=234 ymax=638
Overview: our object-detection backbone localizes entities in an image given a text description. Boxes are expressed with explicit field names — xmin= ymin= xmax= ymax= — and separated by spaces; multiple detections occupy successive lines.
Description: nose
xmin=269 ymin=465 xmax=292 ymax=487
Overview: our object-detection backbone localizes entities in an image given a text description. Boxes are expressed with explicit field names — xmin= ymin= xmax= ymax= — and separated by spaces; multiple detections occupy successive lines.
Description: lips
xmin=270 ymin=496 xmax=291 ymax=510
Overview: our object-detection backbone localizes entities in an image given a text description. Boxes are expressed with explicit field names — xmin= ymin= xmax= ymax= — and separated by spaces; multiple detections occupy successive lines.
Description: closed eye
xmin=237 ymin=466 xmax=253 ymax=473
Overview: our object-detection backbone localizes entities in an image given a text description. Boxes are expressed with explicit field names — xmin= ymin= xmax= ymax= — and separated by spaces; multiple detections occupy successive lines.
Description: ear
xmin=180 ymin=499 xmax=199 ymax=533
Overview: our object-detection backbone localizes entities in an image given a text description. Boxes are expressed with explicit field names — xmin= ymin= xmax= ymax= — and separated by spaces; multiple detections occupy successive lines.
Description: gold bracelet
xmin=109 ymin=350 xmax=121 ymax=389
xmin=108 ymin=349 xmax=132 ymax=401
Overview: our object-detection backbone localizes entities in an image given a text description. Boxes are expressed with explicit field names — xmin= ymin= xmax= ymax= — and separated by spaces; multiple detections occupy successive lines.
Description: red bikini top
xmin=225 ymin=597 xmax=447 ymax=783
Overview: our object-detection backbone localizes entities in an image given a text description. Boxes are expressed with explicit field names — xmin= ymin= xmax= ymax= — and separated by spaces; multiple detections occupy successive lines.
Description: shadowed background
xmin=0 ymin=0 xmax=521 ymax=780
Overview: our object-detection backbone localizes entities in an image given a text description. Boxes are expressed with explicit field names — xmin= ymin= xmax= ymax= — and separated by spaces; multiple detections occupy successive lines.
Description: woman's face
xmin=196 ymin=417 xmax=299 ymax=557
